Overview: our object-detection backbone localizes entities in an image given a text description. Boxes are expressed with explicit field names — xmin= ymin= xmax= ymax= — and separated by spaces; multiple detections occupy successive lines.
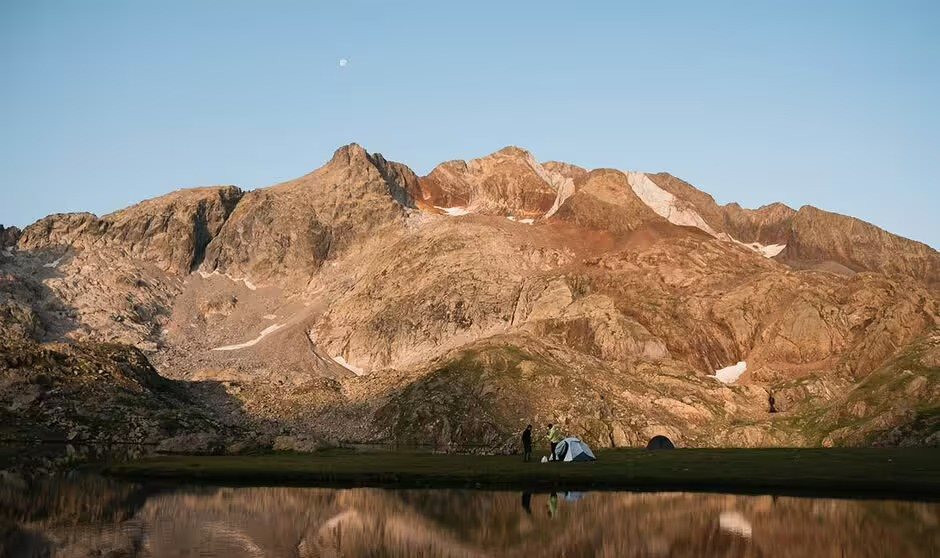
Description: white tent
xmin=553 ymin=437 xmax=596 ymax=462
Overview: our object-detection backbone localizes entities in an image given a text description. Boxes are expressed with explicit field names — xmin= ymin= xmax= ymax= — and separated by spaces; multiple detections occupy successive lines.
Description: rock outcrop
xmin=0 ymin=224 xmax=20 ymax=248
xmin=17 ymin=186 xmax=243 ymax=275
xmin=552 ymin=169 xmax=667 ymax=234
xmin=0 ymin=337 xmax=229 ymax=447
xmin=417 ymin=146 xmax=564 ymax=218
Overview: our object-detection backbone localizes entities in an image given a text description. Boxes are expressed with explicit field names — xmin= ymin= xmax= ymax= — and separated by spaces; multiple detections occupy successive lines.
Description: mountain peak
xmin=753 ymin=202 xmax=795 ymax=213
xmin=329 ymin=143 xmax=372 ymax=166
xmin=493 ymin=145 xmax=532 ymax=159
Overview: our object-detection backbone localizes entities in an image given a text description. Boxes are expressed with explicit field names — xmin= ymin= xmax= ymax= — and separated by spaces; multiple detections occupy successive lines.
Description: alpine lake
xmin=2 ymin=445 xmax=938 ymax=557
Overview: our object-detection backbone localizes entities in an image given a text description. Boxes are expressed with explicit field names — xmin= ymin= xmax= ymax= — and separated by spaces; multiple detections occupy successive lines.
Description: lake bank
xmin=102 ymin=447 xmax=940 ymax=500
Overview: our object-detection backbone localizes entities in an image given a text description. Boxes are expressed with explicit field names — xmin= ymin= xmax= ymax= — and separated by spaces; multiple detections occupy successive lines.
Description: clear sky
xmin=2 ymin=0 xmax=938 ymax=247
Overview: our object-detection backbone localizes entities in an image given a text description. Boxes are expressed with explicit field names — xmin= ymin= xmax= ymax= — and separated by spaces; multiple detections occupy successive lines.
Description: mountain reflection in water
xmin=1 ymin=475 xmax=937 ymax=557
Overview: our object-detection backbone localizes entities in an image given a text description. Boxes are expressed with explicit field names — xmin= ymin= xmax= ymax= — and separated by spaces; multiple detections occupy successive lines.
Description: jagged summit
xmin=328 ymin=142 xmax=371 ymax=166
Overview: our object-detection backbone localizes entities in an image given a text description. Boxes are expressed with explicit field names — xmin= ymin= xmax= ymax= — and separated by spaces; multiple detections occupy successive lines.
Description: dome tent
xmin=646 ymin=435 xmax=675 ymax=449
xmin=553 ymin=437 xmax=596 ymax=462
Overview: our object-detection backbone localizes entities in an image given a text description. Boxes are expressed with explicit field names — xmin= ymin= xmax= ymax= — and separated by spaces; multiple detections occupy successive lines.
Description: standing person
xmin=521 ymin=424 xmax=533 ymax=462
xmin=546 ymin=423 xmax=562 ymax=461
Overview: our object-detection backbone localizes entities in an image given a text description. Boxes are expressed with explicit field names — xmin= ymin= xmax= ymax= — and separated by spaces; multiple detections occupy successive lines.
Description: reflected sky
xmin=1 ymin=475 xmax=937 ymax=557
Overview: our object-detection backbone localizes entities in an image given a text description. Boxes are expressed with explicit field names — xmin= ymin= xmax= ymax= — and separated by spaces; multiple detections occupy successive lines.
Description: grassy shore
xmin=102 ymin=447 xmax=940 ymax=499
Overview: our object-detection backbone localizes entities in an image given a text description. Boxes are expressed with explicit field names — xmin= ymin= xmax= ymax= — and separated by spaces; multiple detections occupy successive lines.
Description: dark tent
xmin=646 ymin=435 xmax=675 ymax=449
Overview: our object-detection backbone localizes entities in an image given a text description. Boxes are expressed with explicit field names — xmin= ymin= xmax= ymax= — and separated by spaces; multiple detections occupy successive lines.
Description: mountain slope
xmin=1 ymin=143 xmax=937 ymax=452
xmin=201 ymin=144 xmax=415 ymax=284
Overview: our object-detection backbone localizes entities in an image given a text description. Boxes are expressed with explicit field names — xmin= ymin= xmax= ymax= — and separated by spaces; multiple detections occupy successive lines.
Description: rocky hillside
xmin=0 ymin=338 xmax=233 ymax=451
xmin=646 ymin=173 xmax=940 ymax=285
xmin=0 ymin=143 xmax=937 ymax=452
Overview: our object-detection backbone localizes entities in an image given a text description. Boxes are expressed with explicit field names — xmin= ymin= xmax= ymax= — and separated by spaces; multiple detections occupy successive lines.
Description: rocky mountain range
xmin=1 ymin=144 xmax=938 ymax=454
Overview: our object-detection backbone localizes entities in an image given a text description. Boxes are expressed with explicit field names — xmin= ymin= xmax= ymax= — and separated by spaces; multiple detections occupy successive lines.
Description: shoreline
xmin=100 ymin=447 xmax=940 ymax=501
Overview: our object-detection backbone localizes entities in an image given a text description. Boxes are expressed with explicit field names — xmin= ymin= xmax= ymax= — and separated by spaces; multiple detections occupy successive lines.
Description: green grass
xmin=103 ymin=447 xmax=940 ymax=499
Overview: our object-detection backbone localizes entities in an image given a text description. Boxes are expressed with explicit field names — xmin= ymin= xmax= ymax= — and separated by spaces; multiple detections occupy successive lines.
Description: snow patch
xmin=748 ymin=242 xmax=786 ymax=258
xmin=719 ymin=511 xmax=752 ymax=538
xmin=262 ymin=314 xmax=277 ymax=320
xmin=626 ymin=172 xmax=715 ymax=235
xmin=728 ymin=237 xmax=787 ymax=258
xmin=42 ymin=256 xmax=63 ymax=269
xmin=197 ymin=269 xmax=257 ymax=290
xmin=713 ymin=361 xmax=747 ymax=384
xmin=543 ymin=181 xmax=575 ymax=218
xmin=507 ymin=216 xmax=534 ymax=225
xmin=333 ymin=355 xmax=366 ymax=376
xmin=531 ymin=155 xmax=576 ymax=219
xmin=211 ymin=324 xmax=285 ymax=351
xmin=435 ymin=206 xmax=471 ymax=217
xmin=524 ymin=152 xmax=555 ymax=189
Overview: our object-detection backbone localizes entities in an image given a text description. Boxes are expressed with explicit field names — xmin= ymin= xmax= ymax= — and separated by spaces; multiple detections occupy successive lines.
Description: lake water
xmin=1 ymin=475 xmax=937 ymax=557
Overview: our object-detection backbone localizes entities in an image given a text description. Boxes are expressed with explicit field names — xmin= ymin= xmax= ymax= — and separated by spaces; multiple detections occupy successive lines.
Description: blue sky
xmin=1 ymin=0 xmax=938 ymax=247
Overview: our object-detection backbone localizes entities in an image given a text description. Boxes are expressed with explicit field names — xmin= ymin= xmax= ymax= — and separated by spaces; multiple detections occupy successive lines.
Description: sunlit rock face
xmin=17 ymin=186 xmax=244 ymax=275
xmin=2 ymin=478 xmax=937 ymax=558
xmin=200 ymin=144 xmax=417 ymax=284
xmin=644 ymin=173 xmax=940 ymax=286
xmin=418 ymin=146 xmax=564 ymax=219
xmin=1 ymin=143 xmax=938 ymax=453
